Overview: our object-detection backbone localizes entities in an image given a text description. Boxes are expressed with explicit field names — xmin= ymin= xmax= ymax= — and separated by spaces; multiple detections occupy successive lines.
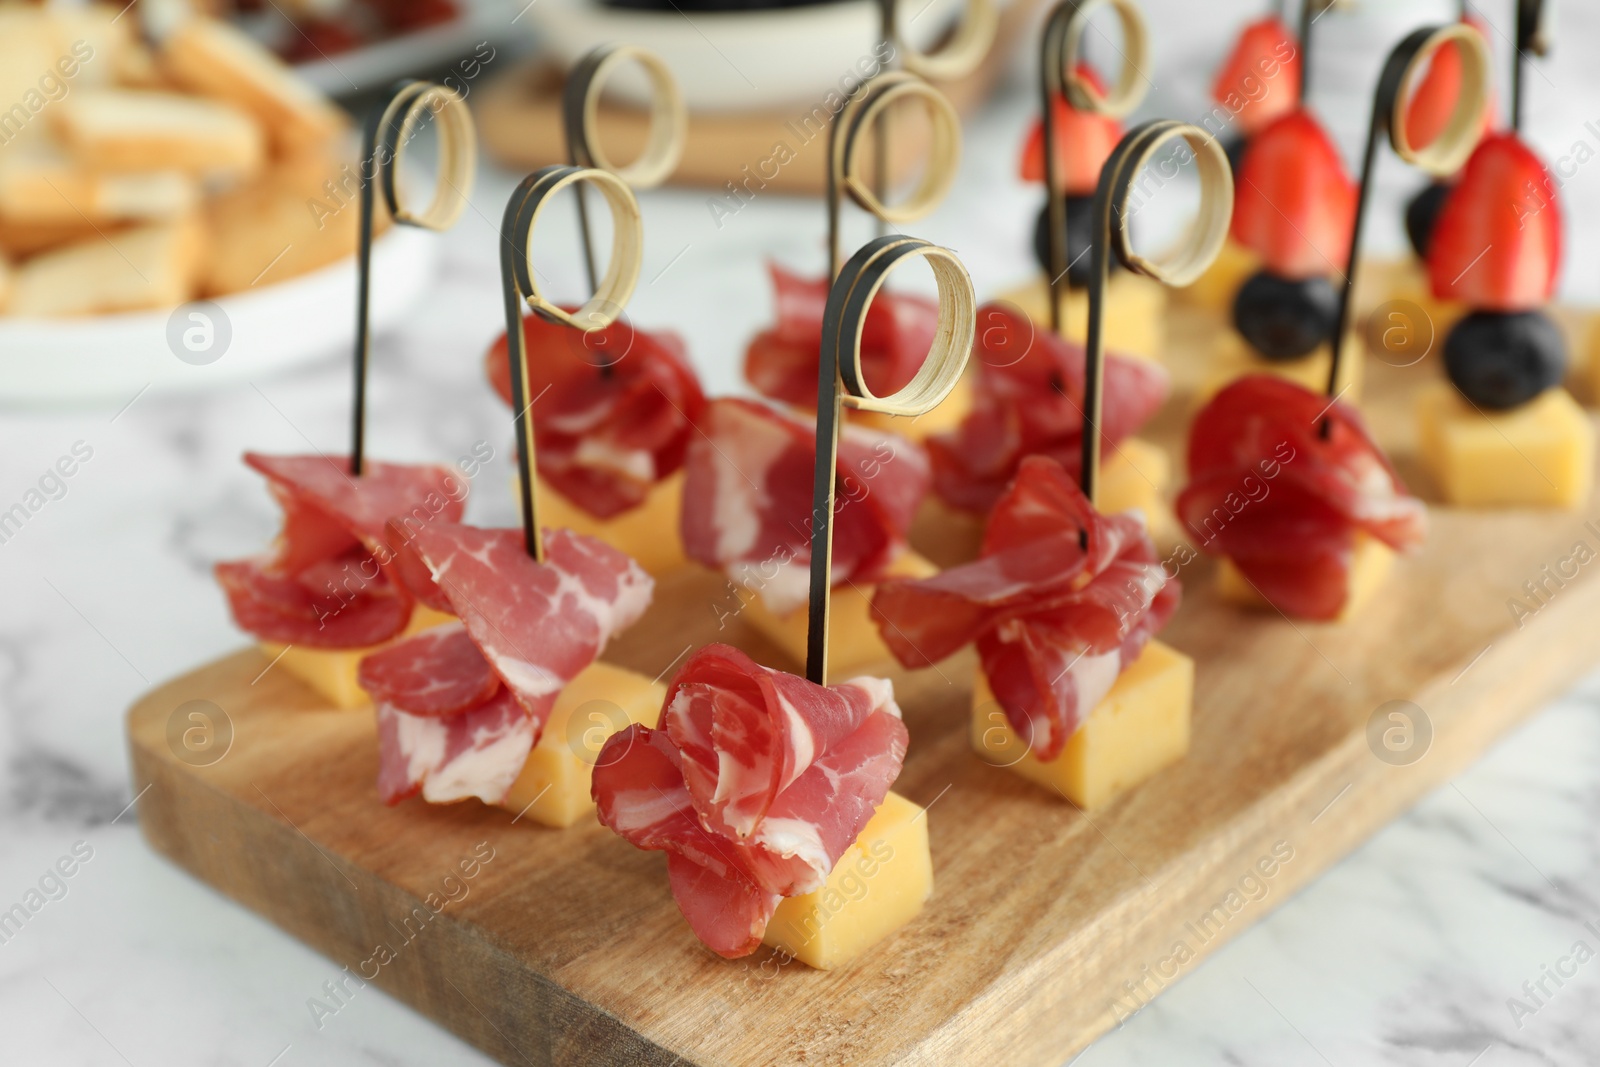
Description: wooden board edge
xmin=125 ymin=699 xmax=692 ymax=1067
xmin=898 ymin=568 xmax=1600 ymax=1065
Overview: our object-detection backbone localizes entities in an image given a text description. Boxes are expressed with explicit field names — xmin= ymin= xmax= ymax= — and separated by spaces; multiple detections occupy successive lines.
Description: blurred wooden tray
xmin=126 ymin=307 xmax=1600 ymax=1065
xmin=474 ymin=1 xmax=1037 ymax=193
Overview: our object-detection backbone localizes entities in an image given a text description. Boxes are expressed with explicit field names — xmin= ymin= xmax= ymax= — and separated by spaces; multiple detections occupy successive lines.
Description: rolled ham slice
xmin=592 ymin=643 xmax=908 ymax=958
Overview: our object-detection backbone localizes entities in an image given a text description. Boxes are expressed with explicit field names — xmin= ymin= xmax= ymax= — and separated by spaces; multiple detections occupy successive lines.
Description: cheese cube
xmin=971 ymin=641 xmax=1192 ymax=810
xmin=259 ymin=603 xmax=456 ymax=710
xmin=1416 ymin=381 xmax=1594 ymax=510
xmin=994 ymin=274 xmax=1168 ymax=361
xmin=1100 ymin=437 xmax=1172 ymax=539
xmin=1378 ymin=258 xmax=1466 ymax=337
xmin=498 ymin=661 xmax=666 ymax=828
xmin=1216 ymin=531 xmax=1394 ymax=621
xmin=533 ymin=469 xmax=686 ymax=577
xmin=740 ymin=552 xmax=938 ymax=676
xmin=1176 ymin=239 xmax=1258 ymax=310
xmin=762 ymin=791 xmax=932 ymax=970
xmin=1199 ymin=331 xmax=1363 ymax=404
xmin=853 ymin=371 xmax=974 ymax=442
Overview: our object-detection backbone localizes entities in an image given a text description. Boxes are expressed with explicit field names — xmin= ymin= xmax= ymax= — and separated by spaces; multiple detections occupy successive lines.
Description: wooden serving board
xmin=474 ymin=0 xmax=1040 ymax=194
xmin=127 ymin=305 xmax=1600 ymax=1066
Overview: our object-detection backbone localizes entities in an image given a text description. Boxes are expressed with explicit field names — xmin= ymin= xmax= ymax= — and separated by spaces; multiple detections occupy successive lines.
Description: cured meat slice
xmin=1231 ymin=110 xmax=1357 ymax=279
xmin=1210 ymin=17 xmax=1301 ymax=136
xmin=1018 ymin=65 xmax=1124 ymax=195
xmin=742 ymin=264 xmax=940 ymax=410
xmin=361 ymin=522 xmax=654 ymax=805
xmin=215 ymin=453 xmax=467 ymax=648
xmin=680 ymin=398 xmax=930 ymax=615
xmin=486 ymin=310 xmax=707 ymax=519
xmin=358 ymin=623 xmax=500 ymax=717
xmin=376 ymin=689 xmax=534 ymax=805
xmin=1429 ymin=133 xmax=1561 ymax=312
xmin=1177 ymin=375 xmax=1426 ymax=620
xmin=591 ymin=643 xmax=907 ymax=958
xmin=874 ymin=456 xmax=1177 ymax=761
xmin=928 ymin=303 xmax=1169 ymax=514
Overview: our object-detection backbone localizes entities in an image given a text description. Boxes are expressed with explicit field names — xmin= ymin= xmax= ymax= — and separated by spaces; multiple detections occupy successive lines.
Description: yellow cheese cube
xmin=1176 ymin=239 xmax=1258 ymax=310
xmin=1199 ymin=330 xmax=1363 ymax=404
xmin=533 ymin=469 xmax=686 ymax=577
xmin=1376 ymin=258 xmax=1466 ymax=337
xmin=259 ymin=603 xmax=456 ymax=710
xmin=1416 ymin=381 xmax=1594 ymax=510
xmin=762 ymin=791 xmax=932 ymax=970
xmin=853 ymin=370 xmax=974 ymax=442
xmin=971 ymin=640 xmax=1192 ymax=810
xmin=1100 ymin=437 xmax=1172 ymax=538
xmin=740 ymin=552 xmax=938 ymax=676
xmin=1216 ymin=531 xmax=1394 ymax=621
xmin=498 ymin=661 xmax=666 ymax=828
xmin=994 ymin=273 xmax=1168 ymax=361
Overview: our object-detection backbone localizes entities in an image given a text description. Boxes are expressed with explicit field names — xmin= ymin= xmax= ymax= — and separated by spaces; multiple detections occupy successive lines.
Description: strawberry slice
xmin=1230 ymin=109 xmax=1356 ymax=280
xmin=1018 ymin=64 xmax=1123 ymax=196
xmin=1403 ymin=14 xmax=1495 ymax=154
xmin=1428 ymin=132 xmax=1562 ymax=311
xmin=1210 ymin=17 xmax=1302 ymax=137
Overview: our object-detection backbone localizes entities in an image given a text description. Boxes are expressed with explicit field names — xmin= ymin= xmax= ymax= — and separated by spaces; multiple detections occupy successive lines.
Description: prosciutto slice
xmin=591 ymin=643 xmax=908 ymax=958
xmin=486 ymin=310 xmax=707 ymax=519
xmin=743 ymin=264 xmax=941 ymax=410
xmin=929 ymin=303 xmax=1170 ymax=514
xmin=1176 ymin=375 xmax=1427 ymax=620
xmin=874 ymin=456 xmax=1177 ymax=761
xmin=215 ymin=453 xmax=466 ymax=648
xmin=359 ymin=523 xmax=653 ymax=805
xmin=680 ymin=399 xmax=930 ymax=615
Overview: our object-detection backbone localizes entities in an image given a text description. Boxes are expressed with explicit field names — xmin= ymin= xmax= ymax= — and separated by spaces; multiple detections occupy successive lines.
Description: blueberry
xmin=1232 ymin=269 xmax=1340 ymax=361
xmin=1221 ymin=132 xmax=1247 ymax=178
xmin=1032 ymin=196 xmax=1119 ymax=288
xmin=1404 ymin=181 xmax=1451 ymax=260
xmin=1444 ymin=310 xmax=1567 ymax=410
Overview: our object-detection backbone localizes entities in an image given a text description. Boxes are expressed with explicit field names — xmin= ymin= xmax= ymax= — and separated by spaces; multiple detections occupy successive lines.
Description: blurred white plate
xmin=0 ymin=226 xmax=439 ymax=407
xmin=527 ymin=0 xmax=971 ymax=112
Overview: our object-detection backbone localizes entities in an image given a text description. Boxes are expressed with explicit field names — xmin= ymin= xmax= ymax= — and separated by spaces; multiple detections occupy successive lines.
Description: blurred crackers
xmin=0 ymin=4 xmax=383 ymax=317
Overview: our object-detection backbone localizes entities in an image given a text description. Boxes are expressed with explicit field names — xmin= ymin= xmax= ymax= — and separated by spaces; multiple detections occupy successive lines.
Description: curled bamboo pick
xmin=351 ymin=80 xmax=476 ymax=475
xmin=806 ymin=235 xmax=976 ymax=685
xmin=1083 ymin=120 xmax=1232 ymax=505
xmin=560 ymin=45 xmax=686 ymax=293
xmin=826 ymin=71 xmax=962 ymax=280
xmin=1325 ymin=23 xmax=1490 ymax=414
xmin=892 ymin=0 xmax=999 ymax=81
xmin=1037 ymin=0 xmax=1149 ymax=333
xmin=498 ymin=167 xmax=643 ymax=562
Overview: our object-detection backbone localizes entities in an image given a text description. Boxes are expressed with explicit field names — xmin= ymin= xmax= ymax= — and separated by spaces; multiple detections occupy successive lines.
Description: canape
xmin=1177 ymin=375 xmax=1427 ymax=621
xmin=358 ymin=521 xmax=664 ymax=828
xmin=1005 ymin=65 xmax=1167 ymax=360
xmin=1416 ymin=132 xmax=1591 ymax=508
xmin=917 ymin=301 xmax=1173 ymax=563
xmin=680 ymin=398 xmax=935 ymax=676
xmin=877 ymin=456 xmax=1190 ymax=809
xmin=1200 ymin=110 xmax=1361 ymax=402
xmin=215 ymin=454 xmax=466 ymax=709
xmin=486 ymin=310 xmax=707 ymax=575
xmin=743 ymin=264 xmax=972 ymax=442
xmin=591 ymin=643 xmax=930 ymax=969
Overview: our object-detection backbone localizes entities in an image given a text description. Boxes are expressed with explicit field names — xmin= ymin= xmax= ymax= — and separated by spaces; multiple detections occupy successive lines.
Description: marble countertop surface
xmin=4 ymin=0 xmax=1600 ymax=1063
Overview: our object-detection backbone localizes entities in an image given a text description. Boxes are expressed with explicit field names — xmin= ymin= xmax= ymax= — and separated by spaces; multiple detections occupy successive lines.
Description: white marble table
xmin=4 ymin=1 xmax=1600 ymax=1063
